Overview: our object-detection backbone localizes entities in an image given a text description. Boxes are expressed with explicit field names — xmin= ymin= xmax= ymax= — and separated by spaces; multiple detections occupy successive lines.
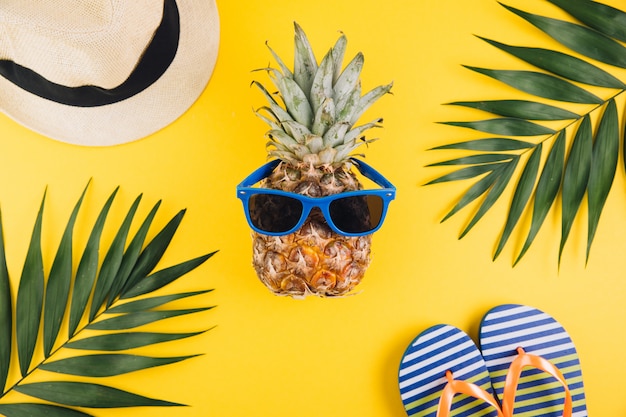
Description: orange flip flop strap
xmin=437 ymin=370 xmax=504 ymax=417
xmin=501 ymin=348 xmax=573 ymax=417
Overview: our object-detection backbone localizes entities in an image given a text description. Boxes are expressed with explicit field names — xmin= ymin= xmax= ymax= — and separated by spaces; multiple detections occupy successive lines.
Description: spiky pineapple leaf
xmin=293 ymin=22 xmax=317 ymax=100
xmin=331 ymin=33 xmax=348 ymax=83
xmin=254 ymin=23 xmax=392 ymax=166
xmin=274 ymin=72 xmax=314 ymax=127
xmin=333 ymin=52 xmax=364 ymax=105
xmin=0 ymin=185 xmax=216 ymax=414
xmin=310 ymin=50 xmax=334 ymax=115
xmin=432 ymin=0 xmax=626 ymax=264
xmin=349 ymin=82 xmax=393 ymax=125
xmin=251 ymin=81 xmax=295 ymax=124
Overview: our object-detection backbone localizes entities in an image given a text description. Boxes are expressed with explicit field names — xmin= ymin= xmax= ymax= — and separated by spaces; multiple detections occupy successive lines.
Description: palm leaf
xmin=464 ymin=66 xmax=604 ymax=103
xmin=586 ymin=99 xmax=619 ymax=260
xmin=105 ymin=199 xmax=162 ymax=308
xmin=68 ymin=187 xmax=118 ymax=337
xmin=117 ymin=209 xmax=186 ymax=296
xmin=476 ymin=37 xmax=626 ymax=88
xmin=430 ymin=137 xmax=535 ymax=151
xmin=560 ymin=116 xmax=593 ymax=262
xmin=66 ymin=331 xmax=207 ymax=351
xmin=548 ymin=0 xmax=626 ymax=42
xmin=43 ymin=183 xmax=88 ymax=356
xmin=442 ymin=167 xmax=503 ymax=222
xmin=514 ymin=132 xmax=566 ymax=265
xmin=431 ymin=0 xmax=626 ymax=264
xmin=0 ymin=403 xmax=94 ymax=417
xmin=494 ymin=143 xmax=543 ymax=260
xmin=88 ymin=308 xmax=212 ymax=331
xmin=0 ymin=212 xmax=11 ymax=393
xmin=447 ymin=99 xmax=579 ymax=120
xmin=108 ymin=290 xmax=213 ymax=313
xmin=441 ymin=118 xmax=556 ymax=136
xmin=39 ymin=354 xmax=199 ymax=377
xmin=15 ymin=192 xmax=45 ymax=377
xmin=0 ymin=184 xmax=216 ymax=414
xmin=14 ymin=382 xmax=182 ymax=408
xmin=501 ymin=3 xmax=626 ymax=68
xmin=121 ymin=253 xmax=216 ymax=299
xmin=89 ymin=193 xmax=142 ymax=321
xmin=459 ymin=158 xmax=518 ymax=238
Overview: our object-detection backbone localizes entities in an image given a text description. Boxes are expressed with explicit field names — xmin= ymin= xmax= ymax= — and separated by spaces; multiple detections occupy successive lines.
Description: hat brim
xmin=0 ymin=0 xmax=220 ymax=146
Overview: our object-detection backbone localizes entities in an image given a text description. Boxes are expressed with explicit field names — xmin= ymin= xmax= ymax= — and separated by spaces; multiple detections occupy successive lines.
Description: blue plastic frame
xmin=236 ymin=159 xmax=396 ymax=236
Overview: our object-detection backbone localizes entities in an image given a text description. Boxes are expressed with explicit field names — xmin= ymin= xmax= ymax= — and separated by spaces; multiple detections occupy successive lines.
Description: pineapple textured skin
xmin=251 ymin=161 xmax=371 ymax=297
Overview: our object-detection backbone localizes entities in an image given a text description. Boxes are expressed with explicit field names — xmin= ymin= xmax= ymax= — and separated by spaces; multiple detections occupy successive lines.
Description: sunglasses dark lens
xmin=329 ymin=195 xmax=384 ymax=234
xmin=248 ymin=193 xmax=303 ymax=233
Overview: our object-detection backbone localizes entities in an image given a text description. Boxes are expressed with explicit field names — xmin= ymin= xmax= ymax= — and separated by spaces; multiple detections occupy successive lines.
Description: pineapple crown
xmin=252 ymin=22 xmax=393 ymax=167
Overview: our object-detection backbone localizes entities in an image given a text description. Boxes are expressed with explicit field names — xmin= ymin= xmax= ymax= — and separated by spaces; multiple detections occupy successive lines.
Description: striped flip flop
xmin=399 ymin=324 xmax=501 ymax=417
xmin=479 ymin=304 xmax=587 ymax=417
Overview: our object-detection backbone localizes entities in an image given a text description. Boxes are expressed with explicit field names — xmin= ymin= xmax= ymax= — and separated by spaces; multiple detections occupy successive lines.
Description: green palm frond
xmin=0 ymin=183 xmax=216 ymax=416
xmin=429 ymin=0 xmax=626 ymax=265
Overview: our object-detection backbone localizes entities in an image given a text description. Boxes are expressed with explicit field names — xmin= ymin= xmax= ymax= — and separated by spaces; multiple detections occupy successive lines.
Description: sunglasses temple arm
xmin=238 ymin=159 xmax=281 ymax=187
xmin=351 ymin=159 xmax=395 ymax=190
xmin=240 ymin=159 xmax=395 ymax=192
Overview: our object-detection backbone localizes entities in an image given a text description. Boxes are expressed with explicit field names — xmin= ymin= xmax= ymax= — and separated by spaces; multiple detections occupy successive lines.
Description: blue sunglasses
xmin=237 ymin=159 xmax=396 ymax=236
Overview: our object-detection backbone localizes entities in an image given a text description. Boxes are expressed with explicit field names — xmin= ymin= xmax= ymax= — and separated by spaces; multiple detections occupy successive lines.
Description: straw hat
xmin=0 ymin=0 xmax=220 ymax=146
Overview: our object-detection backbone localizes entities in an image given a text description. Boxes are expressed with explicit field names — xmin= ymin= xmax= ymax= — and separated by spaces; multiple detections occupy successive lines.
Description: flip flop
xmin=398 ymin=324 xmax=501 ymax=417
xmin=479 ymin=304 xmax=587 ymax=416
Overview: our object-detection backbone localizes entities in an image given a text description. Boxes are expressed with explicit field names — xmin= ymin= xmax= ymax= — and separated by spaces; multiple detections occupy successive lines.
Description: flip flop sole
xmin=399 ymin=324 xmax=499 ymax=417
xmin=479 ymin=304 xmax=587 ymax=417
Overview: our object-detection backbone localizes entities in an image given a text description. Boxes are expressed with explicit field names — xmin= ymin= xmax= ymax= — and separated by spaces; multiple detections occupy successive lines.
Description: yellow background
xmin=0 ymin=0 xmax=624 ymax=415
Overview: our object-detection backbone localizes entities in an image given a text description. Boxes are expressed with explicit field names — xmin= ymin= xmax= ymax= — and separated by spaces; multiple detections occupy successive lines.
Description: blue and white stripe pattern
xmin=399 ymin=324 xmax=499 ymax=417
xmin=479 ymin=304 xmax=587 ymax=417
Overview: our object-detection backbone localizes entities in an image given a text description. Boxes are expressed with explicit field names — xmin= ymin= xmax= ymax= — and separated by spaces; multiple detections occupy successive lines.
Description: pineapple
xmin=250 ymin=22 xmax=392 ymax=297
